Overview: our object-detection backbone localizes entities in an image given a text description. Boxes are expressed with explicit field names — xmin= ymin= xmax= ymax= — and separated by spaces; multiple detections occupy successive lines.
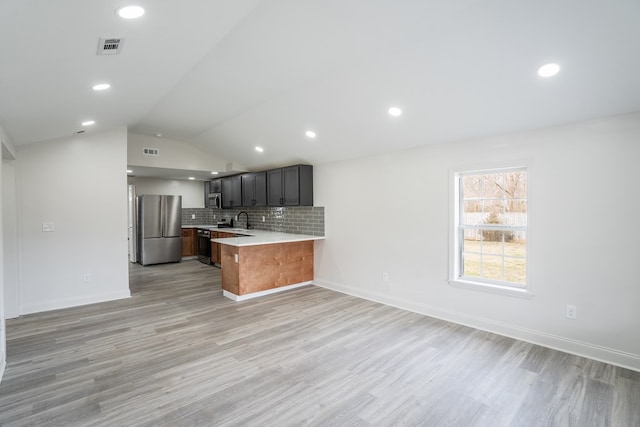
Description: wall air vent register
xmin=97 ymin=37 xmax=124 ymax=55
xmin=143 ymin=148 xmax=160 ymax=156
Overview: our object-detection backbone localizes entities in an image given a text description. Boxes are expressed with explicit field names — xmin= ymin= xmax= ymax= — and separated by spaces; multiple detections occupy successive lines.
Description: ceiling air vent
xmin=143 ymin=148 xmax=160 ymax=156
xmin=97 ymin=37 xmax=124 ymax=55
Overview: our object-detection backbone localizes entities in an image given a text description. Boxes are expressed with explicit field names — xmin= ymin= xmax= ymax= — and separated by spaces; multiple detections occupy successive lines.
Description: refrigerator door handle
xmin=160 ymin=196 xmax=166 ymax=237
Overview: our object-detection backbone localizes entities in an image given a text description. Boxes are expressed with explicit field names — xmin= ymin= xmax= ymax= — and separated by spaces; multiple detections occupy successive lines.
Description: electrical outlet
xmin=234 ymin=254 xmax=239 ymax=263
xmin=566 ymin=304 xmax=577 ymax=319
xmin=191 ymin=214 xmax=196 ymax=219
xmin=382 ymin=272 xmax=389 ymax=282
xmin=213 ymin=214 xmax=216 ymax=219
xmin=83 ymin=274 xmax=91 ymax=283
xmin=262 ymin=216 xmax=265 ymax=222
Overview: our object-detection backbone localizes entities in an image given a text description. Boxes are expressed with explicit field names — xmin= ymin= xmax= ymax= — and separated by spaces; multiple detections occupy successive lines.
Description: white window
xmin=449 ymin=165 xmax=531 ymax=297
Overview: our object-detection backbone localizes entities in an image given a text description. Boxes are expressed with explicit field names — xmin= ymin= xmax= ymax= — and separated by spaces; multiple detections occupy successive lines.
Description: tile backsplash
xmin=181 ymin=208 xmax=217 ymax=225
xmin=181 ymin=206 xmax=325 ymax=236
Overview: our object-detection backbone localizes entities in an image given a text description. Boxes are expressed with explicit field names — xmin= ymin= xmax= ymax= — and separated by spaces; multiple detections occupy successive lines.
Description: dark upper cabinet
xmin=267 ymin=169 xmax=282 ymax=206
xmin=210 ymin=179 xmax=222 ymax=193
xmin=241 ymin=172 xmax=267 ymax=207
xmin=203 ymin=181 xmax=210 ymax=207
xmin=255 ymin=173 xmax=267 ymax=206
xmin=221 ymin=175 xmax=242 ymax=208
xmin=204 ymin=179 xmax=223 ymax=208
xmin=267 ymin=165 xmax=313 ymax=206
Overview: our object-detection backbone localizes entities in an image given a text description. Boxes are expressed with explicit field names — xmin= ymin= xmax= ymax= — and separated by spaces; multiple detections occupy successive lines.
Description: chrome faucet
xmin=237 ymin=211 xmax=250 ymax=229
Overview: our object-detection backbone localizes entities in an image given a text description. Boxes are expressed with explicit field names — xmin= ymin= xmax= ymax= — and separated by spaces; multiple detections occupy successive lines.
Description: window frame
xmin=448 ymin=162 xmax=533 ymax=298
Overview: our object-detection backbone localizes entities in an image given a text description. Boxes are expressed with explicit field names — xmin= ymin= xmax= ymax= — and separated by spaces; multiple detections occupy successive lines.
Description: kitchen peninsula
xmin=211 ymin=230 xmax=325 ymax=301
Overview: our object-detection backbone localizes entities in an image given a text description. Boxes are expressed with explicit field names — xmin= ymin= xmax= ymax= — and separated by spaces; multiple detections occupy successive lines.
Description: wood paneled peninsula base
xmin=212 ymin=230 xmax=324 ymax=301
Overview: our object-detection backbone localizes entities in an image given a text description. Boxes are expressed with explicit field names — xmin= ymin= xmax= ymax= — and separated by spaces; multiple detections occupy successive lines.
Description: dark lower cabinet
xmin=267 ymin=165 xmax=313 ymax=206
xmin=241 ymin=172 xmax=267 ymax=207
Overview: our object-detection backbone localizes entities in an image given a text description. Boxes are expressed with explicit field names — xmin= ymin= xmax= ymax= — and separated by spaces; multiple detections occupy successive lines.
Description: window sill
xmin=448 ymin=279 xmax=534 ymax=299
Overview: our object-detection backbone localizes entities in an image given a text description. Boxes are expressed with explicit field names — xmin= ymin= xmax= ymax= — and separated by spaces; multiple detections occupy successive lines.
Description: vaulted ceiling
xmin=1 ymin=0 xmax=639 ymax=173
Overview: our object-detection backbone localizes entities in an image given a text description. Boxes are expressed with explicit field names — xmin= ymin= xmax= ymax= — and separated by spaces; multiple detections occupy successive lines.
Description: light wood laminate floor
xmin=1 ymin=260 xmax=639 ymax=426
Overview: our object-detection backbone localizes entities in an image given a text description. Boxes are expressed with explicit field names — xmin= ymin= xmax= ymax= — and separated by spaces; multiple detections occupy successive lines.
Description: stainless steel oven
xmin=197 ymin=228 xmax=211 ymax=264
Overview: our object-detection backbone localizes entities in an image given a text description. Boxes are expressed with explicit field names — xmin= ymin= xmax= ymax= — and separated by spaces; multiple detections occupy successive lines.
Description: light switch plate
xmin=42 ymin=222 xmax=55 ymax=232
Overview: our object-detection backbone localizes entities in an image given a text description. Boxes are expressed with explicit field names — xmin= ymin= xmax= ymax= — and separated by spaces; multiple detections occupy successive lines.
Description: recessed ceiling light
xmin=126 ymin=169 xmax=133 ymax=174
xmin=388 ymin=107 xmax=402 ymax=117
xmin=81 ymin=120 xmax=95 ymax=126
xmin=116 ymin=5 xmax=145 ymax=19
xmin=188 ymin=177 xmax=195 ymax=180
xmin=92 ymin=83 xmax=110 ymax=91
xmin=538 ymin=63 xmax=560 ymax=78
xmin=211 ymin=171 xmax=219 ymax=175
xmin=305 ymin=130 xmax=316 ymax=139
xmin=155 ymin=133 xmax=163 ymax=138
xmin=255 ymin=146 xmax=264 ymax=153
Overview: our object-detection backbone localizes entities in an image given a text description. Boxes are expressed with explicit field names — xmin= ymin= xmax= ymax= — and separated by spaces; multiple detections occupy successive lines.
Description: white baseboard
xmin=20 ymin=290 xmax=132 ymax=315
xmin=0 ymin=354 xmax=5 ymax=385
xmin=223 ymin=281 xmax=312 ymax=302
xmin=314 ymin=278 xmax=640 ymax=372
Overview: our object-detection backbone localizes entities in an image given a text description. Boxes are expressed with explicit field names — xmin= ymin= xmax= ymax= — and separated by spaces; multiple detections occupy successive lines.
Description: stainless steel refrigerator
xmin=136 ymin=195 xmax=182 ymax=266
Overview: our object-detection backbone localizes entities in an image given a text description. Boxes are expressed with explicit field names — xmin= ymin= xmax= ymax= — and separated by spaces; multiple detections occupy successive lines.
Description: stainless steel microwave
xmin=208 ymin=193 xmax=222 ymax=209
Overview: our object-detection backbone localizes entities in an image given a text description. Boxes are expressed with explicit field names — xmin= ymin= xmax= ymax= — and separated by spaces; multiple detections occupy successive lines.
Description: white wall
xmin=128 ymin=176 xmax=205 ymax=208
xmin=128 ymin=133 xmax=233 ymax=172
xmin=0 ymin=150 xmax=5 ymax=381
xmin=2 ymin=159 xmax=18 ymax=318
xmin=314 ymin=111 xmax=640 ymax=371
xmin=16 ymin=128 xmax=130 ymax=314
xmin=0 ymin=126 xmax=16 ymax=381
xmin=0 ymin=152 xmax=4 ymax=382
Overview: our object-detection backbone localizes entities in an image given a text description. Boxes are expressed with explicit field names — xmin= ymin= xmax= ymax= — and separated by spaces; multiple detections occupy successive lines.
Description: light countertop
xmin=210 ymin=228 xmax=325 ymax=247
